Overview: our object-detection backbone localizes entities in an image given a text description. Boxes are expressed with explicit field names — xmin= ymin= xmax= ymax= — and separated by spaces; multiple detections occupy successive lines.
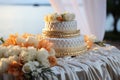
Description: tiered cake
xmin=42 ymin=12 xmax=87 ymax=57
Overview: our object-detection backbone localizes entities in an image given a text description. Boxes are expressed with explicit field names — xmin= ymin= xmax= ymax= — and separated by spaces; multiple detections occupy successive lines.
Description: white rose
xmin=22 ymin=61 xmax=39 ymax=73
xmin=32 ymin=61 xmax=39 ymax=67
xmin=49 ymin=48 xmax=56 ymax=56
xmin=0 ymin=58 xmax=9 ymax=73
xmin=22 ymin=62 xmax=35 ymax=73
xmin=4 ymin=50 xmax=10 ymax=57
xmin=32 ymin=71 xmax=39 ymax=77
xmin=21 ymin=47 xmax=27 ymax=51
xmin=28 ymin=61 xmax=40 ymax=67
xmin=16 ymin=36 xmax=26 ymax=44
xmin=8 ymin=55 xmax=19 ymax=63
xmin=27 ymin=47 xmax=37 ymax=54
xmin=5 ymin=46 xmax=21 ymax=57
xmin=27 ymin=47 xmax=37 ymax=59
xmin=63 ymin=13 xmax=72 ymax=21
xmin=7 ymin=45 xmax=14 ymax=49
xmin=88 ymin=35 xmax=97 ymax=42
xmin=0 ymin=46 xmax=7 ymax=58
xmin=70 ymin=13 xmax=75 ymax=20
xmin=4 ymin=46 xmax=13 ymax=57
xmin=20 ymin=50 xmax=35 ymax=62
xmin=51 ymin=13 xmax=59 ymax=22
xmin=26 ymin=36 xmax=39 ymax=47
xmin=41 ymin=59 xmax=50 ymax=67
xmin=36 ymin=48 xmax=49 ymax=62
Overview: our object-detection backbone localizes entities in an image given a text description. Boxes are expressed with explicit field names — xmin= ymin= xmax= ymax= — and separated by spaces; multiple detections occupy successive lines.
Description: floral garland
xmin=0 ymin=33 xmax=57 ymax=80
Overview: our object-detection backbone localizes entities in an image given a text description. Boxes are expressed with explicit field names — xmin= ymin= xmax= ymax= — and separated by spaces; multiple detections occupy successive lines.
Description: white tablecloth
xmin=1 ymin=45 xmax=120 ymax=80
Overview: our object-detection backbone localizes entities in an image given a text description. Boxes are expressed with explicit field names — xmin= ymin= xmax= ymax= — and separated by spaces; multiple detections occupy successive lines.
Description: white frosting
xmin=44 ymin=20 xmax=77 ymax=32
xmin=45 ymin=36 xmax=86 ymax=49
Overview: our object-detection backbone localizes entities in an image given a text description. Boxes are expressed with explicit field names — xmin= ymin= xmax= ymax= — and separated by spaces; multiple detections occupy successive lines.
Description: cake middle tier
xmin=44 ymin=20 xmax=77 ymax=32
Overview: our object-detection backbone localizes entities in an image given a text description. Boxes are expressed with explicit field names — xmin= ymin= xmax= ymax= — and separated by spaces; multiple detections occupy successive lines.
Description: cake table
xmin=1 ymin=44 xmax=120 ymax=80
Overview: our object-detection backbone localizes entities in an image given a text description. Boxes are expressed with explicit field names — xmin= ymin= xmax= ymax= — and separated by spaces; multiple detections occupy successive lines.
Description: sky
xmin=0 ymin=0 xmax=49 ymax=4
xmin=0 ymin=0 xmax=83 ymax=5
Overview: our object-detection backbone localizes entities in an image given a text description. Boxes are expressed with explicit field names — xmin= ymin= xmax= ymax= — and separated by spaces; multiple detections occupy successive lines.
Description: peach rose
xmin=48 ymin=56 xmax=57 ymax=67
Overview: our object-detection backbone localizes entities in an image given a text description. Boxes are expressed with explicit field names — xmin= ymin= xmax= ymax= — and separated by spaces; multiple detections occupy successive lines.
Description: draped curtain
xmin=49 ymin=0 xmax=106 ymax=41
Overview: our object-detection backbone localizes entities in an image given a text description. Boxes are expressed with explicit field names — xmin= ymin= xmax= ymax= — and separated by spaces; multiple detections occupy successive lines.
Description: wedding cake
xmin=42 ymin=12 xmax=87 ymax=57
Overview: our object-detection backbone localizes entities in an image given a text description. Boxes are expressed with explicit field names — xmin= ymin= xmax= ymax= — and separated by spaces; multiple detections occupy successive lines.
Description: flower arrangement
xmin=44 ymin=12 xmax=75 ymax=22
xmin=0 ymin=33 xmax=57 ymax=80
xmin=84 ymin=35 xmax=106 ymax=48
xmin=84 ymin=35 xmax=97 ymax=49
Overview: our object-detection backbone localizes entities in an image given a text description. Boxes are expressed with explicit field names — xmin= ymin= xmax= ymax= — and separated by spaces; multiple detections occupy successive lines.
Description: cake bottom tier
xmin=55 ymin=46 xmax=87 ymax=57
xmin=45 ymin=36 xmax=87 ymax=57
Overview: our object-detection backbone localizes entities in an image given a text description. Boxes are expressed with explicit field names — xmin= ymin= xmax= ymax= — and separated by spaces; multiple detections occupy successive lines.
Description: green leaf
xmin=0 ymin=37 xmax=4 ymax=43
xmin=94 ymin=41 xmax=106 ymax=47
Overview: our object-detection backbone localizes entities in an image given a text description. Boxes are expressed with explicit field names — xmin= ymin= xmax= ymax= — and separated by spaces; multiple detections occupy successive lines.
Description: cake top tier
xmin=44 ymin=12 xmax=75 ymax=22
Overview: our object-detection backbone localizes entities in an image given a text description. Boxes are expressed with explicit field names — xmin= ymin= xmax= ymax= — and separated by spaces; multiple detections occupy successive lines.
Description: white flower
xmin=28 ymin=47 xmax=37 ymax=58
xmin=36 ymin=48 xmax=49 ymax=62
xmin=22 ymin=62 xmax=32 ymax=73
xmin=0 ymin=58 xmax=9 ymax=73
xmin=4 ymin=51 xmax=10 ymax=58
xmin=32 ymin=61 xmax=39 ymax=67
xmin=4 ymin=46 xmax=21 ymax=57
xmin=4 ymin=45 xmax=13 ymax=57
xmin=36 ymin=48 xmax=50 ymax=67
xmin=45 ymin=13 xmax=59 ymax=22
xmin=70 ymin=13 xmax=75 ymax=20
xmin=21 ymin=47 xmax=27 ymax=51
xmin=49 ymin=48 xmax=56 ymax=56
xmin=20 ymin=50 xmax=36 ymax=62
xmin=0 ymin=46 xmax=7 ymax=58
xmin=63 ymin=13 xmax=73 ymax=21
xmin=16 ymin=36 xmax=26 ymax=44
xmin=26 ymin=36 xmax=39 ymax=47
xmin=51 ymin=13 xmax=59 ymax=22
xmin=7 ymin=45 xmax=14 ymax=49
xmin=8 ymin=55 xmax=18 ymax=63
xmin=32 ymin=71 xmax=39 ymax=77
xmin=27 ymin=47 xmax=37 ymax=53
xmin=27 ymin=61 xmax=40 ymax=67
xmin=52 ymin=13 xmax=58 ymax=18
xmin=88 ymin=35 xmax=97 ymax=42
xmin=13 ymin=46 xmax=21 ymax=54
xmin=41 ymin=59 xmax=50 ymax=67
xmin=22 ymin=61 xmax=37 ymax=73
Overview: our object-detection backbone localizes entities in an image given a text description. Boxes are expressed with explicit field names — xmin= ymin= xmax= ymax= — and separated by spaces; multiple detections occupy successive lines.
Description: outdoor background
xmin=0 ymin=0 xmax=120 ymax=46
